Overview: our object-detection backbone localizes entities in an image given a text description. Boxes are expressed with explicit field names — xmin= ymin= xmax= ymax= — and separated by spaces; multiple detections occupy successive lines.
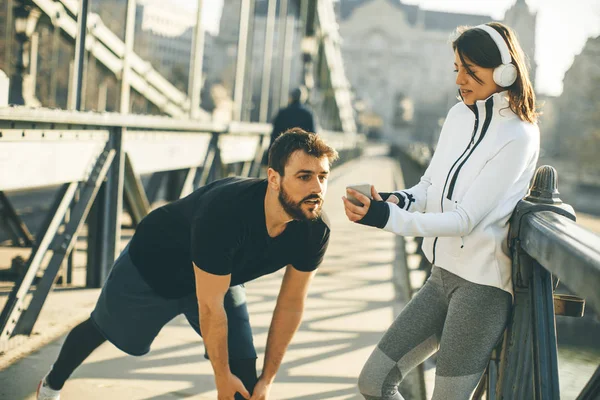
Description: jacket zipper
xmin=446 ymin=98 xmax=494 ymax=200
xmin=432 ymin=107 xmax=480 ymax=265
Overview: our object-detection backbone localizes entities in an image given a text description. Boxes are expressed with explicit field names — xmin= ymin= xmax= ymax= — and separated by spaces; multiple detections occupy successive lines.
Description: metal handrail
xmin=0 ymin=107 xmax=226 ymax=131
xmin=0 ymin=106 xmax=363 ymax=346
xmin=520 ymin=211 xmax=600 ymax=314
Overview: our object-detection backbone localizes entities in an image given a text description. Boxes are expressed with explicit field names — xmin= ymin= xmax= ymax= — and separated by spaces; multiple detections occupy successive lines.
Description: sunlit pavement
xmin=2 ymin=150 xmax=598 ymax=399
xmin=1 ymin=152 xmax=416 ymax=400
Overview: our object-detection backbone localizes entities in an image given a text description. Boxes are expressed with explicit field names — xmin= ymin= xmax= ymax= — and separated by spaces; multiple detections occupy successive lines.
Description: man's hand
xmin=216 ymin=371 xmax=250 ymax=400
xmin=249 ymin=376 xmax=272 ymax=400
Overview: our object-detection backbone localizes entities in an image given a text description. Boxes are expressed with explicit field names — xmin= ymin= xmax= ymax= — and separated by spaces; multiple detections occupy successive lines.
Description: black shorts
xmin=90 ymin=246 xmax=256 ymax=359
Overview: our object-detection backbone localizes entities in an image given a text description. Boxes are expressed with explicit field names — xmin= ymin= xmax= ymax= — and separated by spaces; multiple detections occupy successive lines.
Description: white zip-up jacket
xmin=364 ymin=92 xmax=539 ymax=295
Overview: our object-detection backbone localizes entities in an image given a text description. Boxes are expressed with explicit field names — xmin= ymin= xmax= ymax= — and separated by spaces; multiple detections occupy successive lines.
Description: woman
xmin=343 ymin=22 xmax=539 ymax=399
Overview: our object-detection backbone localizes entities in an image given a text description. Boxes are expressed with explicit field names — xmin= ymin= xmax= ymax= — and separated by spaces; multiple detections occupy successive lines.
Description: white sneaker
xmin=36 ymin=373 xmax=61 ymax=400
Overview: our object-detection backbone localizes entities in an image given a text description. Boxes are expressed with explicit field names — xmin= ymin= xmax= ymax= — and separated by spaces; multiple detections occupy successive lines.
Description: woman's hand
xmin=386 ymin=194 xmax=400 ymax=205
xmin=342 ymin=185 xmax=383 ymax=222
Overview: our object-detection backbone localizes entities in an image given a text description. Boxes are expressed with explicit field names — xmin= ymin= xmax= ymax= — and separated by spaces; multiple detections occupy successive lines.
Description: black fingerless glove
xmin=378 ymin=192 xmax=393 ymax=202
xmin=356 ymin=200 xmax=390 ymax=229
xmin=378 ymin=191 xmax=414 ymax=210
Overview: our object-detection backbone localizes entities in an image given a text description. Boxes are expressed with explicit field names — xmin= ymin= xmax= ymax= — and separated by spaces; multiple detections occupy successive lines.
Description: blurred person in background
xmin=263 ymin=87 xmax=316 ymax=167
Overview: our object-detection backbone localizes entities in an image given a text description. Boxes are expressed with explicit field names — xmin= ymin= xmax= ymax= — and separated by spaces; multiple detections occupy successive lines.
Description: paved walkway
xmin=1 ymin=148 xmax=421 ymax=399
xmin=2 ymin=148 xmax=599 ymax=399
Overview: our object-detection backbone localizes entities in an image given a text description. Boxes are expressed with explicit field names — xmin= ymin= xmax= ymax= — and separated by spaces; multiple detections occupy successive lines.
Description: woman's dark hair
xmin=452 ymin=22 xmax=538 ymax=123
xmin=268 ymin=128 xmax=338 ymax=175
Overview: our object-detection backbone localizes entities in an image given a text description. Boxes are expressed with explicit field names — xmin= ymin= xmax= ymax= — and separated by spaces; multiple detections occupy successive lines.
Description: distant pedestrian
xmin=343 ymin=22 xmax=540 ymax=399
xmin=263 ymin=87 xmax=316 ymax=167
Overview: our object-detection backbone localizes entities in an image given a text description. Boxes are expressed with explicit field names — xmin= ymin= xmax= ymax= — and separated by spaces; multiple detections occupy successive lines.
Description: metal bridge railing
xmin=498 ymin=165 xmax=599 ymax=400
xmin=0 ymin=107 xmax=363 ymax=347
xmin=391 ymin=143 xmax=600 ymax=400
xmin=12 ymin=0 xmax=202 ymax=117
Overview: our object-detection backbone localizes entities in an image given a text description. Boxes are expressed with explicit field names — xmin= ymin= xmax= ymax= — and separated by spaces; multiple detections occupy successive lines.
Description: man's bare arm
xmin=194 ymin=264 xmax=249 ymax=399
xmin=261 ymin=265 xmax=315 ymax=383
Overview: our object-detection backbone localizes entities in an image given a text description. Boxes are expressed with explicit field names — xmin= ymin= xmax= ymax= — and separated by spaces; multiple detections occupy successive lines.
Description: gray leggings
xmin=358 ymin=266 xmax=512 ymax=400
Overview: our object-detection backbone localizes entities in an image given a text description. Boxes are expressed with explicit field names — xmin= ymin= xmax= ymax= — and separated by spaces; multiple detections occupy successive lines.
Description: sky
xmin=185 ymin=0 xmax=600 ymax=97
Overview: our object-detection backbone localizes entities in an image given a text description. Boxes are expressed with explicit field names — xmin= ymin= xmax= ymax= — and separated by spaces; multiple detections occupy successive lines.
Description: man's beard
xmin=278 ymin=183 xmax=323 ymax=222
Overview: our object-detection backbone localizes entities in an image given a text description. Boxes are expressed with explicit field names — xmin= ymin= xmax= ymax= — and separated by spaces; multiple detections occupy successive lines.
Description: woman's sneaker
xmin=36 ymin=373 xmax=61 ymax=400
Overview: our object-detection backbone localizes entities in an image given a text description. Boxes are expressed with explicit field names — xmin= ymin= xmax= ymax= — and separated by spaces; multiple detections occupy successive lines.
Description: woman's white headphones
xmin=475 ymin=24 xmax=517 ymax=87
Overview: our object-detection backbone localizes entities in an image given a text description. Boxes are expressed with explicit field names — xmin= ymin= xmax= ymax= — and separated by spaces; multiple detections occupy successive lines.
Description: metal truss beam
xmin=123 ymin=152 xmax=150 ymax=226
xmin=577 ymin=365 xmax=600 ymax=400
xmin=0 ymin=144 xmax=115 ymax=339
xmin=0 ymin=191 xmax=35 ymax=246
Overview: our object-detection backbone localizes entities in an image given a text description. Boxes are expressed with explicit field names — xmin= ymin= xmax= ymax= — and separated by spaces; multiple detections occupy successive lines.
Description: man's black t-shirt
xmin=128 ymin=177 xmax=330 ymax=298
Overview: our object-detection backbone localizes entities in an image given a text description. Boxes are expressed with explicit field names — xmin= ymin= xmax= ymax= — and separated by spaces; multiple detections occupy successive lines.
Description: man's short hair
xmin=268 ymin=128 xmax=338 ymax=175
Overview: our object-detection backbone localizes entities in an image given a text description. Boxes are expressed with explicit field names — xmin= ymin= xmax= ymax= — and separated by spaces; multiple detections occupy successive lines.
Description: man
xmin=37 ymin=128 xmax=338 ymax=400
xmin=267 ymin=87 xmax=316 ymax=155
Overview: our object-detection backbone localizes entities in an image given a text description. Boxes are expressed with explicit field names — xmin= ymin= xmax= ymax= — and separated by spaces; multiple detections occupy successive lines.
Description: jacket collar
xmin=460 ymin=91 xmax=511 ymax=146
xmin=466 ymin=91 xmax=511 ymax=117
xmin=478 ymin=90 xmax=509 ymax=108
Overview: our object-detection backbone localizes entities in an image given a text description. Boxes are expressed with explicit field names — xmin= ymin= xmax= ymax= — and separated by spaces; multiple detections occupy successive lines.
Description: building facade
xmin=337 ymin=0 xmax=537 ymax=143
xmin=552 ymin=36 xmax=600 ymax=167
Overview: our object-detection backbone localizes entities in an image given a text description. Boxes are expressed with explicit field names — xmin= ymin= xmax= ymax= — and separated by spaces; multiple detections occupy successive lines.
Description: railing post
xmin=86 ymin=184 xmax=103 ymax=287
xmin=258 ymin=0 xmax=277 ymax=123
xmin=531 ymin=257 xmax=559 ymax=399
xmin=498 ymin=166 xmax=576 ymax=399
xmin=123 ymin=153 xmax=150 ymax=225
xmin=103 ymin=127 xmax=125 ymax=263
xmin=272 ymin=0 xmax=289 ymax=110
xmin=233 ymin=0 xmax=252 ymax=121
xmin=188 ymin=0 xmax=205 ymax=119
xmin=86 ymin=128 xmax=124 ymax=287
xmin=119 ymin=0 xmax=137 ymax=114
xmin=278 ymin=0 xmax=295 ymax=109
xmin=69 ymin=0 xmax=90 ymax=111
xmin=194 ymin=133 xmax=219 ymax=187
xmin=300 ymin=0 xmax=318 ymax=102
